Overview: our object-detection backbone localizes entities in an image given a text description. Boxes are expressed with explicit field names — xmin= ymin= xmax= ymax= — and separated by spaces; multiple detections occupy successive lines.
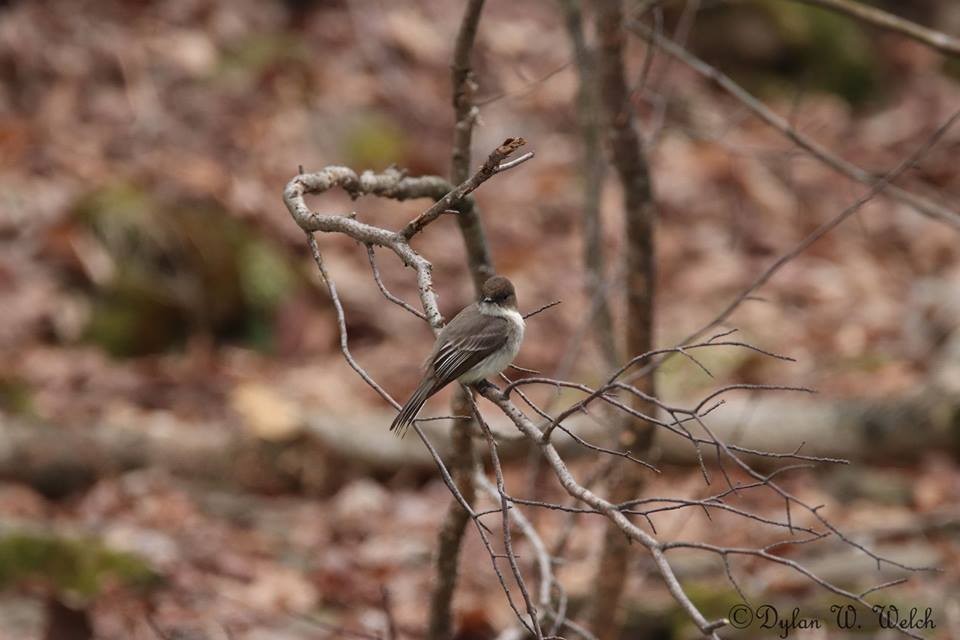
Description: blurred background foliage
xmin=0 ymin=0 xmax=959 ymax=638
xmin=0 ymin=533 xmax=157 ymax=601
xmin=47 ymin=182 xmax=303 ymax=356
xmin=689 ymin=1 xmax=880 ymax=104
xmin=10 ymin=0 xmax=937 ymax=362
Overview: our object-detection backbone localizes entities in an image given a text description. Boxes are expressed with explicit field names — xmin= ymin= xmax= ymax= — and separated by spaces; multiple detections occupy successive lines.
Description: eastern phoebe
xmin=390 ymin=275 xmax=525 ymax=436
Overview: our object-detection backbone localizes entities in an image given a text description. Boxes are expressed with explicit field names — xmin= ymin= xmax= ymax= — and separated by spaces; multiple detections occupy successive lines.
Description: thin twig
xmin=366 ymin=244 xmax=427 ymax=320
xmin=477 ymin=59 xmax=574 ymax=106
xmin=628 ymin=21 xmax=960 ymax=230
xmin=789 ymin=0 xmax=960 ymax=57
xmin=523 ymin=299 xmax=562 ymax=319
xmin=675 ymin=108 xmax=960 ymax=345
xmin=479 ymin=383 xmax=726 ymax=639
xmin=401 ymin=137 xmax=529 ymax=239
xmin=560 ymin=0 xmax=619 ymax=369
xmin=470 ymin=395 xmax=544 ymax=639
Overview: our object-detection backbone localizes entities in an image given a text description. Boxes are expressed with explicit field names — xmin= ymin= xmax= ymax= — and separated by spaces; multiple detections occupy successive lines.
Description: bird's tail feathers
xmin=390 ymin=377 xmax=436 ymax=438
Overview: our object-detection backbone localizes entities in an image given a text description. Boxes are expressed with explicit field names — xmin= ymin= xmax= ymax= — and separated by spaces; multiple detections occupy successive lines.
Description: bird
xmin=390 ymin=275 xmax=525 ymax=437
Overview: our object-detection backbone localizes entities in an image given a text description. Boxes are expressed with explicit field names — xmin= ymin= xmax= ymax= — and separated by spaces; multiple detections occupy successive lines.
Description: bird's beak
xmin=482 ymin=297 xmax=493 ymax=303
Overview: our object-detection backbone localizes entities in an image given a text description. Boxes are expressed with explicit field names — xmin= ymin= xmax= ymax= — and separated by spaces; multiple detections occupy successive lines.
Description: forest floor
xmin=1 ymin=0 xmax=959 ymax=638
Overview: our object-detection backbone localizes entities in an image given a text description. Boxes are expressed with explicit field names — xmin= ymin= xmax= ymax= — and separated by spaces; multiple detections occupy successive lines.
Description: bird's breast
xmin=458 ymin=306 xmax=524 ymax=383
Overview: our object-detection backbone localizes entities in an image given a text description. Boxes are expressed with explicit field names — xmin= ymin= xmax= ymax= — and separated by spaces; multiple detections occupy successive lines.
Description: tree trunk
xmin=589 ymin=1 xmax=660 ymax=638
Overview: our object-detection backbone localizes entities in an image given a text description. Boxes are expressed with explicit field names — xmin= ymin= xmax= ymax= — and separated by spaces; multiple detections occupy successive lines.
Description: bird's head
xmin=481 ymin=275 xmax=518 ymax=309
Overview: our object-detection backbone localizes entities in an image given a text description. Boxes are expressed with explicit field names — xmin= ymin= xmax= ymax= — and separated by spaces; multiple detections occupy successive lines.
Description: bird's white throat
xmin=478 ymin=301 xmax=525 ymax=328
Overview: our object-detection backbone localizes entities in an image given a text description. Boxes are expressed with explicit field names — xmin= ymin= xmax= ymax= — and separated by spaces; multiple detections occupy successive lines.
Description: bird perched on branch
xmin=390 ymin=275 xmax=525 ymax=436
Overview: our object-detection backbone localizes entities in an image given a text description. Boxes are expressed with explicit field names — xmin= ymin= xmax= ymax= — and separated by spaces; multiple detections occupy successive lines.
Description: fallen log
xmin=1 ymin=332 xmax=957 ymax=495
xmin=1 ymin=384 xmax=957 ymax=498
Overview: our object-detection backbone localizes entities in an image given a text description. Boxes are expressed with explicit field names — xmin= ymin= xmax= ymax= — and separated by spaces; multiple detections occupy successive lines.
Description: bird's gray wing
xmin=389 ymin=307 xmax=507 ymax=438
xmin=430 ymin=308 xmax=508 ymax=386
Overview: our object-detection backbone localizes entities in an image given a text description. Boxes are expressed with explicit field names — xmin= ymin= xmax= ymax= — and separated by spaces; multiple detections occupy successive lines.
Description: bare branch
xmin=642 ymin=0 xmax=702 ymax=149
xmin=559 ymin=0 xmax=619 ymax=369
xmin=678 ymin=108 xmax=960 ymax=343
xmin=366 ymin=244 xmax=427 ymax=321
xmin=591 ymin=1 xmax=661 ymax=632
xmin=789 ymin=0 xmax=960 ymax=57
xmin=508 ymin=364 xmax=542 ymax=375
xmin=470 ymin=396 xmax=544 ymax=639
xmin=284 ymin=167 xmax=448 ymax=330
xmin=429 ymin=4 xmax=504 ymax=638
xmin=477 ymin=59 xmax=573 ymax=106
xmin=449 ymin=0 xmax=497 ymax=291
xmin=496 ymin=151 xmax=536 ymax=173
xmin=659 ymin=539 xmax=925 ymax=640
xmin=476 ymin=475 xmax=552 ymax=611
xmin=428 ymin=403 xmax=477 ymax=640
xmin=306 ymin=235 xmax=397 ymax=406
xmin=628 ymin=21 xmax=960 ymax=230
xmin=475 ymin=383 xmax=726 ymax=639
xmin=477 ymin=473 xmax=597 ymax=640
xmin=401 ymin=137 xmax=529 ymax=239
xmin=523 ymin=299 xmax=563 ymax=320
